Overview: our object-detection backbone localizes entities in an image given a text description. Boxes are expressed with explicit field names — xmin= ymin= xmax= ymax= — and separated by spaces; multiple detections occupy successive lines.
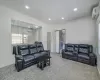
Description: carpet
xmin=0 ymin=53 xmax=100 ymax=80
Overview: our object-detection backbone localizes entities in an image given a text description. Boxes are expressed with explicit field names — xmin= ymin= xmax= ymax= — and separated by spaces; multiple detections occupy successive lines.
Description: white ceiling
xmin=0 ymin=0 xmax=99 ymax=24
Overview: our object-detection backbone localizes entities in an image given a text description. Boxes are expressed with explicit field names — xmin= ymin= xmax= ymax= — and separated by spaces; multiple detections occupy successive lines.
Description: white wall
xmin=49 ymin=16 xmax=97 ymax=53
xmin=0 ymin=5 xmax=97 ymax=70
xmin=0 ymin=5 xmax=48 ymax=68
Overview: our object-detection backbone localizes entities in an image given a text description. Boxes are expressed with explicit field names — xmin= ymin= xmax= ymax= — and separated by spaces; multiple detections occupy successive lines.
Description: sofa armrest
xmin=15 ymin=55 xmax=23 ymax=60
xmin=44 ymin=50 xmax=50 ymax=56
xmin=62 ymin=49 xmax=66 ymax=53
xmin=89 ymin=53 xmax=96 ymax=58
xmin=89 ymin=53 xmax=97 ymax=66
xmin=62 ymin=49 xmax=66 ymax=58
xmin=44 ymin=50 xmax=50 ymax=53
xmin=15 ymin=55 xmax=23 ymax=72
xmin=16 ymin=60 xmax=23 ymax=72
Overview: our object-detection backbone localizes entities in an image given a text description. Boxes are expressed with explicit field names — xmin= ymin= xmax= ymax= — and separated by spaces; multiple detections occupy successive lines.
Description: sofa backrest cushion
xmin=78 ymin=44 xmax=89 ymax=55
xmin=18 ymin=45 xmax=29 ymax=56
xmin=30 ymin=48 xmax=37 ymax=54
xmin=35 ymin=42 xmax=44 ymax=52
xmin=74 ymin=44 xmax=79 ymax=52
xmin=35 ymin=42 xmax=43 ymax=47
xmin=13 ymin=46 xmax=17 ymax=55
xmin=29 ymin=44 xmax=36 ymax=48
xmin=64 ymin=44 xmax=93 ymax=55
xmin=65 ymin=44 xmax=74 ymax=52
xmin=37 ymin=47 xmax=44 ymax=52
xmin=88 ymin=45 xmax=93 ymax=53
xmin=79 ymin=48 xmax=89 ymax=53
xmin=29 ymin=44 xmax=37 ymax=54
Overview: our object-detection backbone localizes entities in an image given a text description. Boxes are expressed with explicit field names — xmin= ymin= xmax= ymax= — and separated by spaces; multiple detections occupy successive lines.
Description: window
xmin=11 ymin=20 xmax=35 ymax=44
xmin=12 ymin=34 xmax=22 ymax=44
xmin=23 ymin=34 xmax=28 ymax=44
xmin=12 ymin=33 xmax=28 ymax=44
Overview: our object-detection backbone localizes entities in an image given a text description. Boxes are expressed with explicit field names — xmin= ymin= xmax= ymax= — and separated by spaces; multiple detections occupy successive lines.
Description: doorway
xmin=55 ymin=29 xmax=66 ymax=53
xmin=47 ymin=32 xmax=51 ymax=51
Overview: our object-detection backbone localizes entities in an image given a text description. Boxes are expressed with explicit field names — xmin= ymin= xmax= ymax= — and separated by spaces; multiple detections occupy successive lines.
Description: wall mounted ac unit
xmin=92 ymin=6 xmax=99 ymax=19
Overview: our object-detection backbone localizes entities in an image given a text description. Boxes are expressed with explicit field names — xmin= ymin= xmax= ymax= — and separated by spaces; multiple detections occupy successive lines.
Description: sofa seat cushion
xmin=23 ymin=55 xmax=35 ymax=63
xmin=78 ymin=54 xmax=89 ymax=60
xmin=34 ymin=53 xmax=42 ymax=59
xmin=64 ymin=52 xmax=73 ymax=56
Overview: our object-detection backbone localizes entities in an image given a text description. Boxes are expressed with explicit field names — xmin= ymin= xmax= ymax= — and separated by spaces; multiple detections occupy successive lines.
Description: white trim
xmin=97 ymin=67 xmax=100 ymax=77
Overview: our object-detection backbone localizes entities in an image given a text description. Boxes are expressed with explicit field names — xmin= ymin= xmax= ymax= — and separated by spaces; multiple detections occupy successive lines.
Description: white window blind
xmin=11 ymin=20 xmax=36 ymax=44
xmin=12 ymin=34 xmax=23 ymax=44
xmin=12 ymin=33 xmax=28 ymax=44
xmin=23 ymin=34 xmax=28 ymax=44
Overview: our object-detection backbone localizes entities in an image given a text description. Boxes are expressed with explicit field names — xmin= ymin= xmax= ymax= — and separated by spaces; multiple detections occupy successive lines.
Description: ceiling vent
xmin=92 ymin=6 xmax=99 ymax=19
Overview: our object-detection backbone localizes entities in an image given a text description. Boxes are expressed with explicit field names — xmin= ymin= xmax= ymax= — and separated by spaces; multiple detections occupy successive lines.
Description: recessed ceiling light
xmin=48 ymin=18 xmax=51 ymax=20
xmin=61 ymin=17 xmax=64 ymax=20
xmin=25 ymin=5 xmax=30 ymax=9
xmin=28 ymin=26 xmax=31 ymax=28
xmin=35 ymin=26 xmax=38 ymax=28
xmin=73 ymin=8 xmax=78 ymax=11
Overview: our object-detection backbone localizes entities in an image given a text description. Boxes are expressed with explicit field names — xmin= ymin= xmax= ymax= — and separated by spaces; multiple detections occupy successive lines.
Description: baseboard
xmin=98 ymin=68 xmax=100 ymax=75
xmin=0 ymin=63 xmax=14 ymax=69
xmin=97 ymin=67 xmax=100 ymax=78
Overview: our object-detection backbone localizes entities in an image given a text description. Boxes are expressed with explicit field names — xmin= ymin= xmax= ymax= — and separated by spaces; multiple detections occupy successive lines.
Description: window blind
xmin=11 ymin=19 xmax=36 ymax=44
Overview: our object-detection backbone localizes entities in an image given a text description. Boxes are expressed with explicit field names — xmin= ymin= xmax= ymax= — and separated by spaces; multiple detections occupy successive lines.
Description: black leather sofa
xmin=62 ymin=44 xmax=97 ymax=66
xmin=13 ymin=42 xmax=50 ymax=71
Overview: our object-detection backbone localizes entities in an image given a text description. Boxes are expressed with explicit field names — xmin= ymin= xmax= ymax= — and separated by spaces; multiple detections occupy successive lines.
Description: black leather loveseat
xmin=62 ymin=44 xmax=97 ymax=66
xmin=13 ymin=42 xmax=50 ymax=71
